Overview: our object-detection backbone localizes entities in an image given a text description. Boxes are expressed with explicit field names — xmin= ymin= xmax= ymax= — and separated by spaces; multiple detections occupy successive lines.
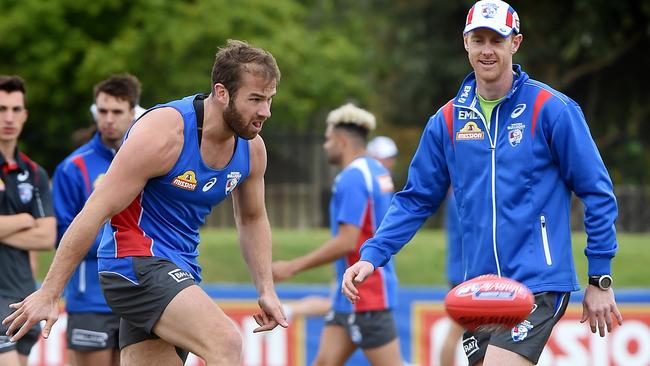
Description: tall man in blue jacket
xmin=342 ymin=1 xmax=622 ymax=365
xmin=52 ymin=74 xmax=142 ymax=366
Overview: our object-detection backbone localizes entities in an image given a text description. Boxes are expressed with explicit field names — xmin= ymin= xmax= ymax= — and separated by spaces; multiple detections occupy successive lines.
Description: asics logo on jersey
xmin=17 ymin=170 xmax=29 ymax=181
xmin=511 ymin=104 xmax=526 ymax=118
xmin=202 ymin=177 xmax=217 ymax=192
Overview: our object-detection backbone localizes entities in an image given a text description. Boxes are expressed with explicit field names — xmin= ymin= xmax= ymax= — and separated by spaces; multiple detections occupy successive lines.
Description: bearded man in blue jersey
xmin=342 ymin=1 xmax=622 ymax=366
xmin=4 ymin=40 xmax=287 ymax=366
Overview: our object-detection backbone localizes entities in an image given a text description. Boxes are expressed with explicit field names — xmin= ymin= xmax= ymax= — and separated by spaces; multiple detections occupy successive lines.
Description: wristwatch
xmin=588 ymin=275 xmax=613 ymax=290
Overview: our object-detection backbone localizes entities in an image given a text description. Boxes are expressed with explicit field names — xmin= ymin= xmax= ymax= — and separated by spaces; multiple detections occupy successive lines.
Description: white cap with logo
xmin=463 ymin=0 xmax=520 ymax=38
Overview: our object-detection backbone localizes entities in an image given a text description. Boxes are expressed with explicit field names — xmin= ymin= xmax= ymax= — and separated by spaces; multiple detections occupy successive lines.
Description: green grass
xmin=37 ymin=229 xmax=649 ymax=287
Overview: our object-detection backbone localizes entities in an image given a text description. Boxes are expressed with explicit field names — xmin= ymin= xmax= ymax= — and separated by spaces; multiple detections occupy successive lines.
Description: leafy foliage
xmin=1 ymin=0 xmax=648 ymax=182
xmin=1 ymin=0 xmax=372 ymax=170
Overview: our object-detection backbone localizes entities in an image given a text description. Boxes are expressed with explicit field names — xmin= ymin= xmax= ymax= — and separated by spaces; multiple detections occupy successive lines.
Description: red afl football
xmin=444 ymin=274 xmax=534 ymax=331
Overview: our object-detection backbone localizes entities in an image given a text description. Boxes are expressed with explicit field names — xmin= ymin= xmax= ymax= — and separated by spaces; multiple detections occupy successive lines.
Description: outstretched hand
xmin=341 ymin=261 xmax=375 ymax=304
xmin=252 ymin=292 xmax=289 ymax=333
xmin=271 ymin=260 xmax=296 ymax=283
xmin=2 ymin=289 xmax=60 ymax=342
xmin=580 ymin=285 xmax=623 ymax=337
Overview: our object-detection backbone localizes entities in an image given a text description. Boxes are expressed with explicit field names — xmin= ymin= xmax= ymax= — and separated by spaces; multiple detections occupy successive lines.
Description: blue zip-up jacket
xmin=53 ymin=133 xmax=115 ymax=313
xmin=360 ymin=65 xmax=618 ymax=294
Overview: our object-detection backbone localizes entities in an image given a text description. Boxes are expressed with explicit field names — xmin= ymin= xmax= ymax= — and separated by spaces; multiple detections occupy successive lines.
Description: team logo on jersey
xmin=93 ymin=174 xmax=106 ymax=189
xmin=456 ymin=122 xmax=485 ymax=141
xmin=511 ymin=320 xmax=534 ymax=342
xmin=202 ymin=177 xmax=217 ymax=192
xmin=172 ymin=170 xmax=198 ymax=191
xmin=507 ymin=122 xmax=525 ymax=146
xmin=18 ymin=182 xmax=33 ymax=203
xmin=17 ymin=170 xmax=29 ymax=182
xmin=225 ymin=172 xmax=241 ymax=194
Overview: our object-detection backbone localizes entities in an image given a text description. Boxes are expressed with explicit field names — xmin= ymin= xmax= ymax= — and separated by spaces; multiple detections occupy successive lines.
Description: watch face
xmin=599 ymin=276 xmax=612 ymax=289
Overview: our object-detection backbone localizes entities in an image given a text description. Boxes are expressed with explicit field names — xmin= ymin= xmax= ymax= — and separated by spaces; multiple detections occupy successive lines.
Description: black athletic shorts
xmin=462 ymin=291 xmax=570 ymax=365
xmin=99 ymin=256 xmax=195 ymax=360
xmin=324 ymin=309 xmax=397 ymax=349
xmin=0 ymin=295 xmax=40 ymax=355
xmin=67 ymin=312 xmax=120 ymax=351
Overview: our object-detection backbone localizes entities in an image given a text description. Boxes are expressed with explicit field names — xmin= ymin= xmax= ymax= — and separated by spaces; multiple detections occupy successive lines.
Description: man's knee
xmin=201 ymin=326 xmax=242 ymax=364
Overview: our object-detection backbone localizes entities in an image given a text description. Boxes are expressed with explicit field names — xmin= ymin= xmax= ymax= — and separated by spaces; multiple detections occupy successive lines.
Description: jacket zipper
xmin=79 ymin=261 xmax=86 ymax=293
xmin=540 ymin=215 xmax=553 ymax=265
xmin=454 ymin=100 xmax=502 ymax=276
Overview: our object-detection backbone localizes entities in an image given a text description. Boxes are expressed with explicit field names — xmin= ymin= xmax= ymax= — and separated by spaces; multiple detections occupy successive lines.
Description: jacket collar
xmin=91 ymin=132 xmax=117 ymax=159
xmin=453 ymin=64 xmax=528 ymax=108
xmin=0 ymin=147 xmax=32 ymax=172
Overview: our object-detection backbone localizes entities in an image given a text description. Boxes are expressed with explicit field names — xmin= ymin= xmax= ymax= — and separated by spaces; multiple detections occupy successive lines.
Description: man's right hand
xmin=341 ymin=261 xmax=375 ymax=304
xmin=2 ymin=289 xmax=59 ymax=341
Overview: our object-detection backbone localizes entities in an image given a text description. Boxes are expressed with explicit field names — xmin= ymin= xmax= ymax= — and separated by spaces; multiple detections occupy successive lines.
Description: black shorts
xmin=0 ymin=295 xmax=40 ymax=355
xmin=67 ymin=312 xmax=120 ymax=351
xmin=324 ymin=310 xmax=397 ymax=349
xmin=99 ymin=256 xmax=195 ymax=357
xmin=462 ymin=291 xmax=570 ymax=365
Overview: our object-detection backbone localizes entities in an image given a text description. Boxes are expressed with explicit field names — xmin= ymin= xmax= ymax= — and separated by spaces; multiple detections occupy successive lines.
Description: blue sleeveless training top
xmin=97 ymin=94 xmax=250 ymax=282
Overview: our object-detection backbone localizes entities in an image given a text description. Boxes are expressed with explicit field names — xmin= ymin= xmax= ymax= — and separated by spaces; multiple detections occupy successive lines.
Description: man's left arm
xmin=273 ymin=168 xmax=366 ymax=281
xmin=548 ymin=102 xmax=622 ymax=335
xmin=273 ymin=224 xmax=359 ymax=282
xmin=232 ymin=136 xmax=287 ymax=332
xmin=1 ymin=166 xmax=55 ymax=251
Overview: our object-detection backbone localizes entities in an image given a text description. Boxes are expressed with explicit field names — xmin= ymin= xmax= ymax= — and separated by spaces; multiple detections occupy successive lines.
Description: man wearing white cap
xmin=367 ymin=136 xmax=398 ymax=172
xmin=342 ymin=1 xmax=622 ymax=365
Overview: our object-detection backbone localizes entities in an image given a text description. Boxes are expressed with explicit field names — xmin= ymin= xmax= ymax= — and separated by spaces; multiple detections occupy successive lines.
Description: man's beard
xmin=224 ymin=100 xmax=256 ymax=140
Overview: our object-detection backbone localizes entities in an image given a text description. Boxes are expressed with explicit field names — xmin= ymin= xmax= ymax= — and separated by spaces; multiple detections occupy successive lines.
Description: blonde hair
xmin=326 ymin=103 xmax=376 ymax=131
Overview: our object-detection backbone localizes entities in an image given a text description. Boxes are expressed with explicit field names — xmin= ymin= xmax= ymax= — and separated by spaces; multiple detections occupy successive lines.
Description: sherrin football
xmin=444 ymin=274 xmax=534 ymax=331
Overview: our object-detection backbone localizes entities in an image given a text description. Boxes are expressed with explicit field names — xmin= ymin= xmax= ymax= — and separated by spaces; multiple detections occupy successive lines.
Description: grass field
xmin=37 ymin=228 xmax=649 ymax=288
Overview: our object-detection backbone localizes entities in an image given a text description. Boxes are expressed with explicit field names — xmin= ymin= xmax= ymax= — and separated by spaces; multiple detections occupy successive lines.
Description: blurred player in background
xmin=0 ymin=75 xmax=56 ymax=366
xmin=273 ymin=103 xmax=402 ymax=365
xmin=52 ymin=74 xmax=142 ymax=366
xmin=367 ymin=135 xmax=398 ymax=172
xmin=343 ymin=1 xmax=622 ymax=365
xmin=4 ymin=39 xmax=287 ymax=366
xmin=283 ymin=135 xmax=401 ymax=323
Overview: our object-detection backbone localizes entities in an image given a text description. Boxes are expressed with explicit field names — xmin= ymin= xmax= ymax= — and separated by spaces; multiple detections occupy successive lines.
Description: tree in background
xmin=0 ymin=0 xmax=374 ymax=171
xmin=366 ymin=0 xmax=650 ymax=184
xmin=1 ymin=0 xmax=649 ymax=183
